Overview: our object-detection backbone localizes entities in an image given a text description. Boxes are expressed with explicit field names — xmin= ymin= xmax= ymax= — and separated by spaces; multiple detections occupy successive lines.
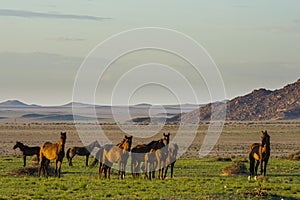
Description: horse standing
xmin=164 ymin=143 xmax=179 ymax=179
xmin=99 ymin=135 xmax=133 ymax=179
xmin=38 ymin=132 xmax=67 ymax=178
xmin=13 ymin=142 xmax=40 ymax=167
xmin=143 ymin=137 xmax=169 ymax=180
xmin=248 ymin=130 xmax=270 ymax=180
xmin=66 ymin=141 xmax=101 ymax=166
xmin=131 ymin=132 xmax=170 ymax=179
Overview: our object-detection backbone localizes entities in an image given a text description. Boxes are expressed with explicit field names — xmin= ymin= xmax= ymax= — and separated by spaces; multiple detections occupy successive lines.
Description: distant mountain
xmin=61 ymin=102 xmax=95 ymax=107
xmin=170 ymin=79 xmax=300 ymax=122
xmin=0 ymin=100 xmax=40 ymax=108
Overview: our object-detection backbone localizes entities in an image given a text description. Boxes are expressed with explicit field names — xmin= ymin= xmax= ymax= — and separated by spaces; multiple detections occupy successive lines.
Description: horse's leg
xmin=98 ymin=163 xmax=102 ymax=179
xmin=38 ymin=157 xmax=43 ymax=177
xmin=53 ymin=160 xmax=57 ymax=177
xmin=263 ymin=158 xmax=269 ymax=176
xmin=164 ymin=164 xmax=169 ymax=179
xmin=69 ymin=155 xmax=73 ymax=167
xmin=157 ymin=159 xmax=161 ymax=179
xmin=254 ymin=160 xmax=259 ymax=177
xmin=45 ymin=159 xmax=50 ymax=178
xmin=170 ymin=163 xmax=174 ymax=178
xmin=123 ymin=163 xmax=126 ymax=179
xmin=144 ymin=161 xmax=149 ymax=180
xmin=131 ymin=160 xmax=135 ymax=178
xmin=57 ymin=161 xmax=62 ymax=178
xmin=108 ymin=167 xmax=111 ymax=180
xmin=118 ymin=161 xmax=121 ymax=179
xmin=152 ymin=165 xmax=155 ymax=179
xmin=260 ymin=159 xmax=263 ymax=176
xmin=23 ymin=155 xmax=26 ymax=167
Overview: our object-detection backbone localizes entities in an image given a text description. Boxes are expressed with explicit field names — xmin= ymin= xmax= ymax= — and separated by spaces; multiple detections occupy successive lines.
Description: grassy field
xmin=0 ymin=156 xmax=299 ymax=199
xmin=0 ymin=121 xmax=299 ymax=199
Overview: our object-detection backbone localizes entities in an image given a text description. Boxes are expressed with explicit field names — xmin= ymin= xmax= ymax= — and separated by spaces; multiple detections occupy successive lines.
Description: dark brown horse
xmin=38 ymin=132 xmax=67 ymax=178
xmin=164 ymin=143 xmax=179 ymax=179
xmin=248 ymin=130 xmax=270 ymax=180
xmin=131 ymin=132 xmax=170 ymax=179
xmin=66 ymin=140 xmax=101 ymax=166
xmin=13 ymin=142 xmax=40 ymax=167
xmin=99 ymin=136 xmax=133 ymax=179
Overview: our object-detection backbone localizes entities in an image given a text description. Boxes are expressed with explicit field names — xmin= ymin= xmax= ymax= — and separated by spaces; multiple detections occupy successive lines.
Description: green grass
xmin=0 ymin=156 xmax=300 ymax=199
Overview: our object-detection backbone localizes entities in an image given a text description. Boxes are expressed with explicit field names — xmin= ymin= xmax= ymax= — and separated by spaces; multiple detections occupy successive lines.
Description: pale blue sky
xmin=0 ymin=0 xmax=299 ymax=105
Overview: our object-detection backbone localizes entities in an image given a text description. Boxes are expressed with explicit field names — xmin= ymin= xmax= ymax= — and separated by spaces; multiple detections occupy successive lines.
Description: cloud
xmin=0 ymin=9 xmax=111 ymax=21
xmin=47 ymin=36 xmax=85 ymax=42
xmin=232 ymin=4 xmax=250 ymax=8
xmin=293 ymin=19 xmax=300 ymax=23
xmin=260 ymin=26 xmax=291 ymax=33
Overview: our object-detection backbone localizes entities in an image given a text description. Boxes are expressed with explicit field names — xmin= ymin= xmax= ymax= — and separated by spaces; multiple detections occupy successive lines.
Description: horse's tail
xmin=66 ymin=148 xmax=71 ymax=161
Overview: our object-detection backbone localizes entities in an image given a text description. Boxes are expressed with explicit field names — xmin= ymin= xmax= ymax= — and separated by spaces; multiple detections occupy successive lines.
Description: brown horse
xmin=164 ymin=143 xmax=179 ymax=179
xmin=38 ymin=132 xmax=67 ymax=178
xmin=143 ymin=137 xmax=169 ymax=180
xmin=99 ymin=135 xmax=133 ymax=179
xmin=248 ymin=130 xmax=270 ymax=180
xmin=131 ymin=132 xmax=170 ymax=179
xmin=66 ymin=140 xmax=101 ymax=166
xmin=13 ymin=142 xmax=40 ymax=167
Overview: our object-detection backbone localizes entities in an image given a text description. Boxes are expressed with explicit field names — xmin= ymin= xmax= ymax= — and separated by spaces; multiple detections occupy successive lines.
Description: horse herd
xmin=13 ymin=130 xmax=270 ymax=180
xmin=13 ymin=132 xmax=179 ymax=180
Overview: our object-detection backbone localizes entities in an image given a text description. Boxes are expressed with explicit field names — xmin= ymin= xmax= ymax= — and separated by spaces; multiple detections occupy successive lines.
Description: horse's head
xmin=261 ymin=130 xmax=270 ymax=146
xmin=122 ymin=136 xmax=132 ymax=152
xmin=163 ymin=132 xmax=170 ymax=145
xmin=93 ymin=140 xmax=101 ymax=148
xmin=13 ymin=141 xmax=21 ymax=149
xmin=60 ymin=132 xmax=67 ymax=141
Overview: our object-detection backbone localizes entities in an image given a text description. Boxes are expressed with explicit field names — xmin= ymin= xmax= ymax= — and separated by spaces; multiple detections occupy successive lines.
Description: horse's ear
xmin=168 ymin=132 xmax=170 ymax=136
xmin=163 ymin=133 xmax=166 ymax=136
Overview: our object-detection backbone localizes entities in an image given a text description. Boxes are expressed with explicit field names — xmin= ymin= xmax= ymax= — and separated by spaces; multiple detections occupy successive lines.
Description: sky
xmin=0 ymin=0 xmax=299 ymax=105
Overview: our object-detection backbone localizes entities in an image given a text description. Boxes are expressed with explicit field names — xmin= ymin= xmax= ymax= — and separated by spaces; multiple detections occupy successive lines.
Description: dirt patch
xmin=9 ymin=163 xmax=54 ymax=177
xmin=288 ymin=151 xmax=300 ymax=161
xmin=221 ymin=161 xmax=247 ymax=176
xmin=214 ymin=157 xmax=232 ymax=162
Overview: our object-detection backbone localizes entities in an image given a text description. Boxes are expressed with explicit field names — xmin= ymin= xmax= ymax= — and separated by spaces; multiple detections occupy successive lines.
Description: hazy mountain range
xmin=0 ymin=79 xmax=299 ymax=122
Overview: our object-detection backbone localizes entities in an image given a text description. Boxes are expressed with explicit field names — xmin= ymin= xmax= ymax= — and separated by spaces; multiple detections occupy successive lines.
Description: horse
xmin=38 ymin=132 xmax=67 ymax=178
xmin=13 ymin=142 xmax=40 ymax=167
xmin=99 ymin=135 xmax=133 ymax=179
xmin=143 ymin=137 xmax=169 ymax=180
xmin=164 ymin=143 xmax=179 ymax=179
xmin=66 ymin=140 xmax=101 ymax=166
xmin=131 ymin=132 xmax=170 ymax=179
xmin=248 ymin=130 xmax=270 ymax=180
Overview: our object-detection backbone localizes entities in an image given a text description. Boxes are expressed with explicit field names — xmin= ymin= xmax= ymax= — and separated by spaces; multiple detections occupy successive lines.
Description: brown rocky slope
xmin=170 ymin=79 xmax=300 ymax=122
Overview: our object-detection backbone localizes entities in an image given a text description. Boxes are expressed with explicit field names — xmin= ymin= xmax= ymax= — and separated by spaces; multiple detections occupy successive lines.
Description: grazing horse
xmin=38 ymin=132 xmax=67 ymax=178
xmin=66 ymin=141 xmax=101 ymax=166
xmin=164 ymin=143 xmax=179 ymax=179
xmin=99 ymin=136 xmax=133 ymax=179
xmin=131 ymin=132 xmax=170 ymax=179
xmin=248 ymin=130 xmax=270 ymax=180
xmin=13 ymin=142 xmax=40 ymax=167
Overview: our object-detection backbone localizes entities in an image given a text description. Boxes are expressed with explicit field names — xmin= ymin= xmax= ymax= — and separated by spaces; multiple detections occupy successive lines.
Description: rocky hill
xmin=171 ymin=79 xmax=300 ymax=122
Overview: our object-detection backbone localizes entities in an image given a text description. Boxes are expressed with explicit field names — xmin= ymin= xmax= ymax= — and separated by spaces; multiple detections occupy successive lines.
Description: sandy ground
xmin=1 ymin=121 xmax=299 ymax=158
